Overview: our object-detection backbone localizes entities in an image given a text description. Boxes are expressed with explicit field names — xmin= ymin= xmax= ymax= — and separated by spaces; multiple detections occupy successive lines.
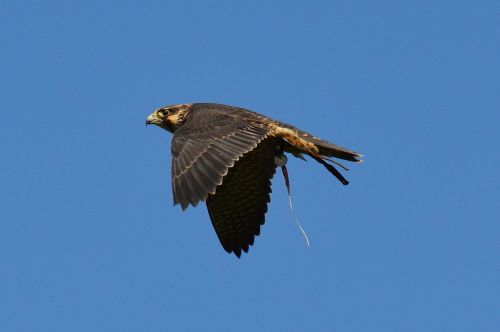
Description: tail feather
xmin=313 ymin=139 xmax=363 ymax=162
xmin=274 ymin=122 xmax=363 ymax=184
xmin=289 ymin=126 xmax=362 ymax=162
xmin=298 ymin=132 xmax=363 ymax=185
xmin=275 ymin=121 xmax=363 ymax=162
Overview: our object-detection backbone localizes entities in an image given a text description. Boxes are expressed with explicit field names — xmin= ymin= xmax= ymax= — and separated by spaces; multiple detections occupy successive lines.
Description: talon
xmin=274 ymin=154 xmax=288 ymax=167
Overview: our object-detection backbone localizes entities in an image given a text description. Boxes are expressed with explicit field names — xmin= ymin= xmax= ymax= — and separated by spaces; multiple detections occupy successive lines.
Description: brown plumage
xmin=146 ymin=103 xmax=362 ymax=257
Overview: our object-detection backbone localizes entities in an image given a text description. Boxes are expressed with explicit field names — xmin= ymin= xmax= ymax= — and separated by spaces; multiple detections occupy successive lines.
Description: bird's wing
xmin=206 ymin=138 xmax=279 ymax=257
xmin=171 ymin=107 xmax=271 ymax=210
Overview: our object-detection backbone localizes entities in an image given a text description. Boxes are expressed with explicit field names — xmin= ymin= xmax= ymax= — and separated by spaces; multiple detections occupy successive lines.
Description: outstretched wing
xmin=171 ymin=105 xmax=271 ymax=210
xmin=206 ymin=138 xmax=280 ymax=257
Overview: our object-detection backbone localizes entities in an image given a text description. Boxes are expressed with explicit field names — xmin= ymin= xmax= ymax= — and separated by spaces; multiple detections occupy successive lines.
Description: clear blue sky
xmin=1 ymin=1 xmax=498 ymax=331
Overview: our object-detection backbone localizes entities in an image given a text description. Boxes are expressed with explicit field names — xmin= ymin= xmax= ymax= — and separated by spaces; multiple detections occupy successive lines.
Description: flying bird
xmin=146 ymin=103 xmax=362 ymax=257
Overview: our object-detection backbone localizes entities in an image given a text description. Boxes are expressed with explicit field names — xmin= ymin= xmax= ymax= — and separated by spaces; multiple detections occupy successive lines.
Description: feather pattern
xmin=206 ymin=138 xmax=280 ymax=257
xmin=171 ymin=106 xmax=271 ymax=210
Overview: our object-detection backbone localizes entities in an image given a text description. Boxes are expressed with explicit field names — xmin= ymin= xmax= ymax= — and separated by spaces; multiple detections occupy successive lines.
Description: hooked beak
xmin=146 ymin=114 xmax=158 ymax=126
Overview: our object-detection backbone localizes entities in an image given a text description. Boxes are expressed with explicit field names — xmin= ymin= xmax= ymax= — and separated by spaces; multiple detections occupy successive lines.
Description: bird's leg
xmin=274 ymin=153 xmax=290 ymax=194
xmin=281 ymin=162 xmax=291 ymax=195
xmin=282 ymin=165 xmax=290 ymax=194
xmin=274 ymin=147 xmax=310 ymax=247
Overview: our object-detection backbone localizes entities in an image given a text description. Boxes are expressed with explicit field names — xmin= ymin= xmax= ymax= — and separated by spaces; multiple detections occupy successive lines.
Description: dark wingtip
xmin=233 ymin=249 xmax=242 ymax=258
xmin=312 ymin=156 xmax=350 ymax=186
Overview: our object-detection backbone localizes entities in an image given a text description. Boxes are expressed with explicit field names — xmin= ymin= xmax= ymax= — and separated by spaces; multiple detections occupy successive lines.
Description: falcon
xmin=146 ymin=103 xmax=362 ymax=257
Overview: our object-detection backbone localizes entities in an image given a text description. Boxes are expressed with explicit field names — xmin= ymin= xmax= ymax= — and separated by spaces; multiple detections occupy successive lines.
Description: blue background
xmin=1 ymin=1 xmax=498 ymax=331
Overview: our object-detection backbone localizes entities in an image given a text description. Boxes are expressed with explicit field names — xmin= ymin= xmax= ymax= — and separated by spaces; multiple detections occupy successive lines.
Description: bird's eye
xmin=158 ymin=109 xmax=168 ymax=117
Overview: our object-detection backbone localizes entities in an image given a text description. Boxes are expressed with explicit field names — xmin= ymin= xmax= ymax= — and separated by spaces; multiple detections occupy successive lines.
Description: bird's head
xmin=146 ymin=104 xmax=192 ymax=133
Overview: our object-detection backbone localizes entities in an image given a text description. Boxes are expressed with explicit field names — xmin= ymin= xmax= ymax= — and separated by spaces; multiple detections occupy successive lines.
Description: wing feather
xmin=206 ymin=138 xmax=280 ymax=257
xmin=171 ymin=106 xmax=270 ymax=209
